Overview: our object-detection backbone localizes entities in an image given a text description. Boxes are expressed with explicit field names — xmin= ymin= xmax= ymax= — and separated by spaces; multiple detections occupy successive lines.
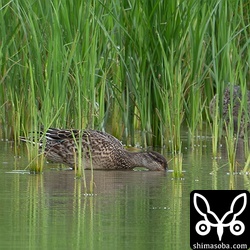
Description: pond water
xmin=0 ymin=135 xmax=249 ymax=250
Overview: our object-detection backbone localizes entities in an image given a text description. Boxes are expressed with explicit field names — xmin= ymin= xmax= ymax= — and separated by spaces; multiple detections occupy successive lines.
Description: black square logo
xmin=190 ymin=190 xmax=250 ymax=250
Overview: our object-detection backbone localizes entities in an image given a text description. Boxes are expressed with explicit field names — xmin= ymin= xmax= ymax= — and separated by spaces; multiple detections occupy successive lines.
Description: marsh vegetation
xmin=1 ymin=1 xmax=250 ymax=175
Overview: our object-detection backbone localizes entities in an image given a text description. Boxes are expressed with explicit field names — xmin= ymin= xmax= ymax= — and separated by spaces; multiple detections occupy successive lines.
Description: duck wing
xmin=44 ymin=128 xmax=123 ymax=149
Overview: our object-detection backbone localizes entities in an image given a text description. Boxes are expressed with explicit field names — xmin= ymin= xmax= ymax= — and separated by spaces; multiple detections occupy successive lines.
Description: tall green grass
xmin=0 ymin=0 xmax=250 ymax=173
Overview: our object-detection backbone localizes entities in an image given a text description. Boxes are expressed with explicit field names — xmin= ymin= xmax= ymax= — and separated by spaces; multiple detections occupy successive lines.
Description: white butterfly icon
xmin=193 ymin=193 xmax=247 ymax=241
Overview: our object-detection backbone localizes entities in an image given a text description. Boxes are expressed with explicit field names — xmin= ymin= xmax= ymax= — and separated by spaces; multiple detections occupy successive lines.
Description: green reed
xmin=222 ymin=83 xmax=249 ymax=173
xmin=240 ymin=84 xmax=250 ymax=165
xmin=172 ymin=152 xmax=183 ymax=179
xmin=0 ymin=0 xmax=250 ymax=175
xmin=243 ymin=154 xmax=250 ymax=173
xmin=210 ymin=97 xmax=220 ymax=158
xmin=224 ymin=130 xmax=237 ymax=174
xmin=72 ymin=130 xmax=94 ymax=193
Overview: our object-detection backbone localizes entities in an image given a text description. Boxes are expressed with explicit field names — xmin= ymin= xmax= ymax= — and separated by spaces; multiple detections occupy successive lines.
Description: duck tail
xmin=19 ymin=132 xmax=44 ymax=147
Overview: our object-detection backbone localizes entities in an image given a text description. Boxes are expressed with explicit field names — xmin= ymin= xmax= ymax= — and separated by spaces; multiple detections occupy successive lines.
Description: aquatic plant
xmin=172 ymin=153 xmax=183 ymax=179
xmin=242 ymin=153 xmax=250 ymax=173
xmin=209 ymin=84 xmax=250 ymax=172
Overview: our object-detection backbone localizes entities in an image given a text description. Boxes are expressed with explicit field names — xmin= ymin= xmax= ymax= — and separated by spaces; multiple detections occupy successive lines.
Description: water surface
xmin=0 ymin=136 xmax=249 ymax=250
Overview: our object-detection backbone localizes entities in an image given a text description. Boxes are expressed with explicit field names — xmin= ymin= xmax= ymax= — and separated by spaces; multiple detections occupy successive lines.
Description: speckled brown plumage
xmin=209 ymin=85 xmax=250 ymax=137
xmin=23 ymin=128 xmax=168 ymax=171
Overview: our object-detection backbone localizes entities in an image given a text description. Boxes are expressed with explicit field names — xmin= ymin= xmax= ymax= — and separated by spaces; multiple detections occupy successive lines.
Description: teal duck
xmin=209 ymin=85 xmax=250 ymax=137
xmin=22 ymin=128 xmax=168 ymax=171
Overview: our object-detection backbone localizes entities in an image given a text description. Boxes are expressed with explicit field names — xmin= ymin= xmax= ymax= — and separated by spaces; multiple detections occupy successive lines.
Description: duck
xmin=209 ymin=85 xmax=250 ymax=137
xmin=21 ymin=128 xmax=168 ymax=171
